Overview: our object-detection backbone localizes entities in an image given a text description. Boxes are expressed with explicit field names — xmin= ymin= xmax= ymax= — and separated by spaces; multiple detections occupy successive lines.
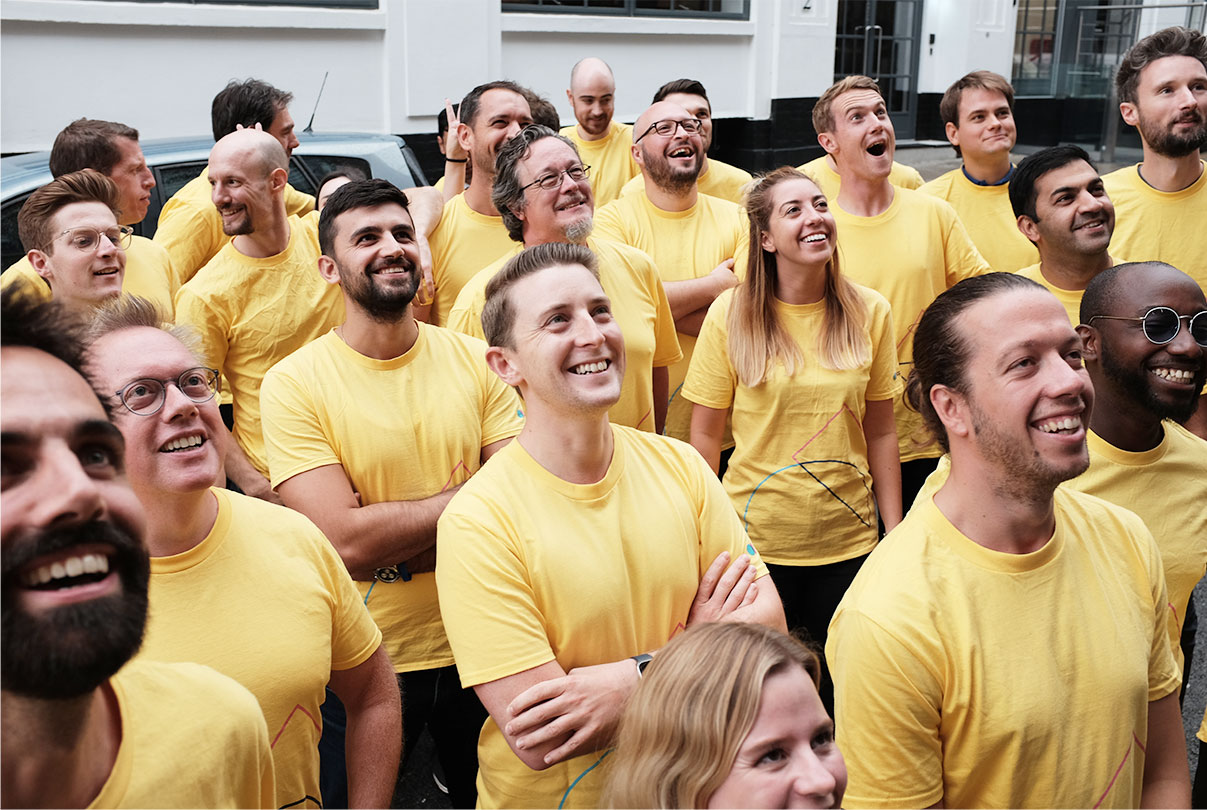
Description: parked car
xmin=1 ymin=131 xmax=429 ymax=270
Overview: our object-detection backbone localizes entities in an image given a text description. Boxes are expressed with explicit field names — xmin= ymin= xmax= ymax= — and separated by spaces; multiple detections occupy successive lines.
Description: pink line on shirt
xmin=441 ymin=461 xmax=468 ymax=493
xmin=635 ymin=409 xmax=652 ymax=431
xmin=1170 ymin=602 xmax=1182 ymax=633
xmin=272 ymin=704 xmax=320 ymax=749
xmin=1092 ymin=739 xmax=1136 ymax=808
xmin=792 ymin=405 xmax=855 ymax=462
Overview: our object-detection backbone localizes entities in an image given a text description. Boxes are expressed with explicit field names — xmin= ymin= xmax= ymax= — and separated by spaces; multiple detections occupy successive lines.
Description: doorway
xmin=834 ymin=0 xmax=924 ymax=139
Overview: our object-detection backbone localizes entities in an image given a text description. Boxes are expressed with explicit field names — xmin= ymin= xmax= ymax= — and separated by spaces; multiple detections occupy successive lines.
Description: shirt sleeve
xmin=284 ymin=184 xmax=317 ymax=218
xmin=635 ymin=251 xmax=682 ymax=368
xmin=155 ymin=201 xmax=219 ymax=290
xmin=687 ymin=444 xmax=769 ymax=579
xmin=311 ymin=522 xmax=383 ymax=671
xmin=174 ymin=284 xmax=229 ymax=375
xmin=681 ymin=291 xmax=737 ymax=410
xmin=260 ymin=364 xmax=343 ymax=488
xmin=939 ymin=200 xmax=992 ymax=287
xmin=479 ymin=364 xmax=525 ymax=448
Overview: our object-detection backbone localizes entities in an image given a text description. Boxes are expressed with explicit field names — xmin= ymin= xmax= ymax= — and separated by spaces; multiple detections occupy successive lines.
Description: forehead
xmin=1035 ymin=160 xmax=1099 ymax=193
xmin=477 ymin=89 xmax=530 ymax=120
xmin=662 ymin=92 xmax=710 ymax=114
xmin=334 ymin=202 xmax=414 ymax=238
xmin=268 ymin=106 xmax=294 ymax=132
xmin=520 ymin=138 xmax=580 ymax=174
xmin=1110 ymin=267 xmax=1207 ymax=315
xmin=957 ymin=86 xmax=1010 ymax=117
xmin=637 ymin=101 xmax=693 ymax=132
xmin=961 ymin=288 xmax=1074 ymax=361
xmin=1138 ymin=54 xmax=1207 ymax=90
xmin=2 ymin=346 xmax=107 ymax=432
xmin=510 ymin=263 xmax=603 ymax=315
xmin=89 ymin=327 xmax=198 ymax=386
xmin=771 ymin=177 xmax=824 ymax=206
xmin=50 ymin=200 xmax=118 ymax=233
xmin=112 ymin=137 xmax=144 ymax=166
xmin=208 ymin=143 xmax=259 ymax=177
xmin=572 ymin=70 xmax=615 ymax=96
xmin=834 ymin=88 xmax=885 ymax=116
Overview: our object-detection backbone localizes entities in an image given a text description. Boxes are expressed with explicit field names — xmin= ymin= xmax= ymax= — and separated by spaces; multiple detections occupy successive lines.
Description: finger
xmin=543 ymin=726 xmax=592 ymax=765
xmin=712 ymin=554 xmax=751 ymax=602
xmin=722 ymin=565 xmax=757 ymax=613
xmin=516 ymin=713 xmax=578 ymax=750
xmin=508 ymin=677 xmax=567 ymax=717
xmin=739 ymin=580 xmax=758 ymax=608
xmin=507 ymin=696 xmax=569 ymax=738
xmin=444 ymin=97 xmax=458 ymax=126
xmin=695 ymin=551 xmax=730 ymax=603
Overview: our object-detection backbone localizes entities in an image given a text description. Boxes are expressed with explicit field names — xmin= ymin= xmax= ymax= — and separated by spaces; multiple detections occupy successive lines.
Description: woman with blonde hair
xmin=603 ymin=622 xmax=846 ymax=809
xmin=682 ymin=166 xmax=901 ymax=709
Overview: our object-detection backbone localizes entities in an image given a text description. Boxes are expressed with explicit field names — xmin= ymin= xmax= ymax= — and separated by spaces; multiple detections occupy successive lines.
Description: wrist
xmin=630 ymin=653 xmax=653 ymax=678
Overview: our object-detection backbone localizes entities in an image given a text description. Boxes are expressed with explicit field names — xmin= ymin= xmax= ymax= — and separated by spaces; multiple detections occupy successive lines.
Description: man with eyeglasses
xmin=174 ymin=128 xmax=344 ymax=505
xmin=559 ymin=57 xmax=639 ymax=207
xmin=3 ymin=119 xmax=176 ymax=316
xmin=1009 ymin=145 xmax=1127 ymax=327
xmin=14 ymin=169 xmax=129 ymax=315
xmin=447 ymin=125 xmax=680 ymax=433
xmin=81 ymin=294 xmax=399 ymax=810
xmin=811 ymin=75 xmax=990 ymax=509
xmin=594 ymin=99 xmax=748 ymax=443
xmin=260 ymin=179 xmax=524 ymax=807
xmin=1071 ymin=261 xmax=1207 ymax=701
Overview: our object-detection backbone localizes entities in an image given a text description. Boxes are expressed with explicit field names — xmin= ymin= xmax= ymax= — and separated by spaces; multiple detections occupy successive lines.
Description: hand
xmin=505 ymin=660 xmax=638 ymax=766
xmin=688 ymin=551 xmax=758 ymax=625
xmin=708 ymin=258 xmax=739 ymax=295
xmin=234 ymin=122 xmax=265 ymax=132
xmin=404 ymin=547 xmax=437 ymax=575
xmin=414 ymin=234 xmax=435 ymax=310
xmin=443 ymin=98 xmax=467 ymax=162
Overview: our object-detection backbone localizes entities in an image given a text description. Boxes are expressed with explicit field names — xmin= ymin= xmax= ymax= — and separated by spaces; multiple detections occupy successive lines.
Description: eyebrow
xmin=1 ymin=419 xmax=124 ymax=448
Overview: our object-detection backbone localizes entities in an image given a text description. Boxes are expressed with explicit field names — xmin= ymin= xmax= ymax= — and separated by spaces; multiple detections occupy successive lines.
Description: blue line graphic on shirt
xmin=742 ymin=404 xmax=875 ymax=531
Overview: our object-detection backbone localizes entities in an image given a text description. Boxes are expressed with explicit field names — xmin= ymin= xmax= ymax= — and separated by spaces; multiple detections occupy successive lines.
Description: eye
xmin=1066 ymin=349 xmax=1084 ymax=367
xmin=0 ymin=450 xmax=32 ymax=486
xmin=1010 ymin=356 xmax=1037 ymax=372
xmin=392 ymin=229 xmax=415 ymax=245
xmin=356 ymin=233 xmax=377 ymax=245
xmin=71 ymin=231 xmax=97 ymax=250
xmin=78 ymin=443 xmax=121 ymax=475
xmin=593 ymin=304 xmax=613 ymax=320
xmin=812 ymin=727 xmax=836 ymax=751
xmin=815 ymin=199 xmax=829 ymax=211
xmin=546 ymin=313 xmax=568 ymax=326
xmin=785 ymin=204 xmax=801 ymax=215
xmin=757 ymin=747 xmax=787 ymax=766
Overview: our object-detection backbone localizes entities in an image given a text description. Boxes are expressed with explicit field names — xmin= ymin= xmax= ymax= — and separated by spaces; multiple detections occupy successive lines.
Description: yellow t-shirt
xmin=1015 ymin=261 xmax=1087 ymax=326
xmin=436 ymin=425 xmax=769 ymax=809
xmin=1103 ymin=161 xmax=1207 ymax=293
xmin=919 ymin=168 xmax=1037 ymax=273
xmin=682 ymin=285 xmax=901 ymax=565
xmin=446 ymin=237 xmax=681 ymax=431
xmin=1064 ymin=423 xmax=1207 ymax=673
xmin=831 ymin=188 xmax=990 ymax=461
xmin=797 ymin=155 xmax=924 ymax=200
xmin=154 ymin=167 xmax=315 ymax=288
xmin=619 ymin=157 xmax=753 ymax=205
xmin=3 ymin=235 xmax=178 ymax=317
xmin=174 ymin=215 xmax=343 ymax=478
xmin=427 ymin=193 xmax=515 ymax=327
xmin=594 ymin=190 xmax=749 ymax=442
xmin=827 ymin=489 xmax=1179 ymax=809
xmin=88 ymin=660 xmax=275 ymax=809
xmin=260 ymin=326 xmax=524 ymax=673
xmin=138 ymin=488 xmax=381 ymax=809
xmin=560 ymin=120 xmax=640 ymax=207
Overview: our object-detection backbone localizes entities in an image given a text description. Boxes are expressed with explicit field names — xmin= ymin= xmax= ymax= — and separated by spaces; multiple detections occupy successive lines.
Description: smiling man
xmin=559 ymin=58 xmax=639 ymax=206
xmin=594 ymin=99 xmax=748 ymax=443
xmin=920 ymin=71 xmax=1037 ymax=272
xmin=83 ymin=295 xmax=399 ymax=810
xmin=827 ymin=272 xmax=1189 ymax=808
xmin=436 ymin=241 xmax=784 ymax=808
xmin=812 ymin=75 xmax=989 ymax=506
xmin=2 ymin=119 xmax=176 ymax=315
xmin=174 ymin=128 xmax=344 ymax=504
xmin=15 ymin=170 xmax=128 ymax=315
xmin=1008 ymin=146 xmax=1124 ymax=327
xmin=261 ymin=179 xmax=524 ymax=807
xmin=447 ymin=124 xmax=680 ymax=433
xmin=0 ymin=288 xmax=275 ymax=808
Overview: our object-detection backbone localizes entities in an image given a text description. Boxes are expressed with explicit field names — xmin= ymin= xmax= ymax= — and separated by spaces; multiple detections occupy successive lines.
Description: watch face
xmin=374 ymin=566 xmax=400 ymax=583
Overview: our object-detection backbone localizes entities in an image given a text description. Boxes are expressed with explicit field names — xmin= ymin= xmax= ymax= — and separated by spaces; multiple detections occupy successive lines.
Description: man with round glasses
xmin=83 ymin=295 xmax=400 ymax=810
xmin=1071 ymin=262 xmax=1207 ymax=700
xmin=15 ymin=169 xmax=129 ymax=315
xmin=448 ymin=124 xmax=680 ymax=433
xmin=594 ymin=99 xmax=748 ymax=443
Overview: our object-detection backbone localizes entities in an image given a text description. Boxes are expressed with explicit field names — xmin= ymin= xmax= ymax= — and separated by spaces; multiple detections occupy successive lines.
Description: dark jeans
xmin=399 ymin=665 xmax=488 ymax=810
xmin=318 ymin=690 xmax=349 ymax=809
xmin=1195 ymin=739 xmax=1207 ymax=809
xmin=767 ymin=553 xmax=870 ymax=716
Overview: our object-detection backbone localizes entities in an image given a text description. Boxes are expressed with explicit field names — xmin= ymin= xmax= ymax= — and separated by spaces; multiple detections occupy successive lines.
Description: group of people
xmin=2 ymin=22 xmax=1206 ymax=810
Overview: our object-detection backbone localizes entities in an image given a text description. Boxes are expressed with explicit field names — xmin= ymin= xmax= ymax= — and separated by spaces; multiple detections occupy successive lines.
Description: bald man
xmin=560 ymin=57 xmax=640 ymax=206
xmin=174 ymin=129 xmax=344 ymax=502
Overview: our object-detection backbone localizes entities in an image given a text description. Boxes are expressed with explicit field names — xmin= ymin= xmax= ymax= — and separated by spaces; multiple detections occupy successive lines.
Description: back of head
xmin=521 ymin=89 xmax=562 ymax=132
xmin=317 ymin=178 xmax=410 ymax=256
xmin=1008 ymin=144 xmax=1095 ymax=220
xmin=906 ymin=273 xmax=1045 ymax=453
xmin=18 ymin=169 xmax=120 ymax=254
xmin=482 ymin=242 xmax=598 ymax=348
xmin=211 ymin=78 xmax=293 ymax=142
xmin=653 ymin=78 xmax=710 ymax=106
xmin=460 ymin=80 xmax=528 ymax=129
xmin=492 ymin=125 xmax=580 ymax=242
xmin=1115 ymin=26 xmax=1207 ymax=105
xmin=1 ymin=284 xmax=90 ymax=375
xmin=603 ymin=622 xmax=820 ymax=809
xmin=939 ymin=71 xmax=1014 ymax=157
xmin=49 ymin=119 xmax=140 ymax=178
xmin=812 ymin=75 xmax=881 ymax=135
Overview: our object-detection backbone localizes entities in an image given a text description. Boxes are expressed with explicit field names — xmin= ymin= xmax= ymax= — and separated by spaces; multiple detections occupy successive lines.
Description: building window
xmin=105 ymin=0 xmax=378 ymax=7
xmin=1013 ymin=0 xmax=1060 ymax=95
xmin=501 ymin=0 xmax=749 ymax=19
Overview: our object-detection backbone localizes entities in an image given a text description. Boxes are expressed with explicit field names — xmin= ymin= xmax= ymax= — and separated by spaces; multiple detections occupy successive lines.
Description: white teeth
xmin=1037 ymin=416 xmax=1082 ymax=433
xmin=65 ymin=557 xmax=83 ymax=578
xmin=21 ymin=553 xmax=111 ymax=588
xmin=804 ymin=234 xmax=826 ymax=243
xmin=162 ymin=435 xmax=204 ymax=452
xmin=1152 ymin=367 xmax=1194 ymax=383
xmin=572 ymin=361 xmax=609 ymax=375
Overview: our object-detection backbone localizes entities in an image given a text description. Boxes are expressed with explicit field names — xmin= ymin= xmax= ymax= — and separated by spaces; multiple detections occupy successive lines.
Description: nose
xmin=161 ymin=381 xmax=201 ymax=422
xmin=97 ymin=233 xmax=119 ymax=256
xmin=1044 ymin=350 xmax=1091 ymax=401
xmin=212 ymin=183 xmax=228 ymax=207
xmin=505 ymin=120 xmax=524 ymax=140
xmin=141 ymin=167 xmax=155 ymax=191
xmin=36 ymin=440 xmax=106 ymax=529
xmin=1166 ymin=314 xmax=1204 ymax=360
xmin=572 ymin=311 xmax=607 ymax=347
xmin=789 ymin=751 xmax=840 ymax=805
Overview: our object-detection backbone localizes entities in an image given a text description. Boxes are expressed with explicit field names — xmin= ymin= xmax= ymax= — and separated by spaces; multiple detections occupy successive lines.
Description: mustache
xmin=368 ymin=254 xmax=418 ymax=275
xmin=2 ymin=520 xmax=145 ymax=582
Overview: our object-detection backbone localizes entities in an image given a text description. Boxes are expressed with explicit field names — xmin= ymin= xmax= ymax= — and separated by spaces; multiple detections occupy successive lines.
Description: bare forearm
xmin=405 ymin=185 xmax=445 ymax=239
xmin=224 ymin=433 xmax=281 ymax=504
xmin=333 ymin=649 xmax=402 ymax=809
xmin=665 ymin=277 xmax=724 ymax=321
xmin=653 ymin=367 xmax=669 ymax=435
xmin=674 ymin=306 xmax=708 ymax=338
xmin=1141 ymin=692 xmax=1191 ymax=808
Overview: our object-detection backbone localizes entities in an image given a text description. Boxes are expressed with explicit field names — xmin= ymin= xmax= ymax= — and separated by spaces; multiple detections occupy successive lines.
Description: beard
xmin=1138 ymin=109 xmax=1207 ymax=158
xmin=219 ymin=206 xmax=253 ymax=236
xmin=968 ymin=395 xmax=1090 ymax=505
xmin=345 ymin=255 xmax=419 ymax=323
xmin=1100 ymin=344 xmax=1206 ymax=423
xmin=563 ymin=214 xmax=594 ymax=243
xmin=2 ymin=520 xmax=150 ymax=700
xmin=640 ymin=144 xmax=702 ymax=195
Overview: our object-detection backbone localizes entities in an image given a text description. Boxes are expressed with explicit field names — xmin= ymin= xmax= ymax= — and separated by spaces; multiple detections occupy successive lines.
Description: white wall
xmin=918 ymin=0 xmax=1014 ymax=94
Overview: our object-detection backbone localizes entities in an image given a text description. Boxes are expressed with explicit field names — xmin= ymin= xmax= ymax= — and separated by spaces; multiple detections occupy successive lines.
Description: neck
xmin=642 ymin=176 xmax=698 ymax=212
xmin=143 ymin=486 xmax=219 ymax=558
xmin=1037 ymin=249 xmax=1115 ymax=290
xmin=1086 ymin=376 xmax=1165 ymax=452
xmin=463 ymin=173 xmax=499 ymax=216
xmin=962 ymin=153 xmax=1012 ymax=184
xmin=577 ymin=122 xmax=608 ymax=143
xmin=337 ymin=305 xmax=419 ymax=361
xmin=1137 ymin=149 xmax=1204 ymax=192
xmin=516 ymin=405 xmax=614 ymax=485
xmin=933 ymin=456 xmax=1057 ymax=554
xmin=233 ymin=210 xmax=290 ymax=259
xmin=836 ymin=173 xmax=894 ymax=217
xmin=1 ymin=686 xmax=120 ymax=809
xmin=699 ymin=156 xmax=711 ymax=179
xmin=774 ymin=261 xmax=827 ymax=305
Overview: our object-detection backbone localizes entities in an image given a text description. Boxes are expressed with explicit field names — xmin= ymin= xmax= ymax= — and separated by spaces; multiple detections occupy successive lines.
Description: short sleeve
xmin=260 ymin=364 xmax=343 ymax=488
xmin=312 ymin=524 xmax=383 ymax=671
xmin=446 ymin=285 xmax=483 ymax=339
xmin=634 ymin=251 xmax=682 ymax=368
xmin=864 ymin=291 xmax=902 ymax=402
xmin=174 ymin=285 xmax=229 ymax=374
xmin=690 ymin=445 xmax=769 ymax=579
xmin=479 ymin=366 xmax=525 ymax=448
xmin=1136 ymin=519 xmax=1183 ymax=702
xmin=592 ymin=199 xmax=626 ymax=244
xmin=939 ymin=201 xmax=992 ymax=287
xmin=284 ymin=184 xmax=317 ymax=218
xmin=681 ymin=291 xmax=737 ymax=410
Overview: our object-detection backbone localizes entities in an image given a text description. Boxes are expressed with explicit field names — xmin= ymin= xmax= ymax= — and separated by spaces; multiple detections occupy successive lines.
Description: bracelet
xmin=445 ymin=157 xmax=468 ymax=163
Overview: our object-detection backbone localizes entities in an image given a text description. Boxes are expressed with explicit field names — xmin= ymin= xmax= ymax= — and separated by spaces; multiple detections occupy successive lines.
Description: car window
xmin=297 ymin=155 xmax=373 ymax=187
xmin=1 ymin=194 xmax=30 ymax=272
xmin=288 ymin=160 xmax=316 ymax=196
xmin=157 ymin=161 xmax=209 ymax=201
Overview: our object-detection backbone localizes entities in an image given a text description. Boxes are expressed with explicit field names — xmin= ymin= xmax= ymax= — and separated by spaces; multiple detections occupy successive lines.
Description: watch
xmin=631 ymin=653 xmax=654 ymax=677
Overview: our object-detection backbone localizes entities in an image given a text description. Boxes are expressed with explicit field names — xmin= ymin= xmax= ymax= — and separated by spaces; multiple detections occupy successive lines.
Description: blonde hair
xmin=812 ymin=75 xmax=882 ymax=135
xmin=603 ymin=623 xmax=821 ymax=809
xmin=87 ymin=295 xmax=206 ymax=363
xmin=727 ymin=167 xmax=870 ymax=387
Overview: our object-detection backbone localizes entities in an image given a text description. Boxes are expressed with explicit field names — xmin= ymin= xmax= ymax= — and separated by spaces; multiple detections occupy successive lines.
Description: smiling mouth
xmin=1035 ymin=414 xmax=1082 ymax=434
xmin=20 ymin=550 xmax=113 ymax=591
xmin=571 ymin=360 xmax=610 ymax=375
xmin=668 ymin=146 xmax=694 ymax=159
xmin=160 ymin=434 xmax=205 ymax=453
xmin=94 ymin=268 xmax=121 ymax=276
xmin=803 ymin=233 xmax=827 ymax=243
xmin=1151 ymin=367 xmax=1197 ymax=384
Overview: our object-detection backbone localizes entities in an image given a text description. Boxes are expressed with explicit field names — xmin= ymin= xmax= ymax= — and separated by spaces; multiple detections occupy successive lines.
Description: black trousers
xmin=398 ymin=665 xmax=488 ymax=810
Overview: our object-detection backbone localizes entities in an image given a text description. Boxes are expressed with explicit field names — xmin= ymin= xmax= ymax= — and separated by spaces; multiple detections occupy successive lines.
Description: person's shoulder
xmin=217 ymin=487 xmax=334 ymax=557
xmin=709 ymin=158 xmax=753 ymax=183
xmin=168 ymin=168 xmax=215 ymax=206
xmin=897 ymin=186 xmax=961 ymax=223
xmin=1053 ymin=486 xmax=1151 ymax=543
xmin=116 ymin=658 xmax=261 ymax=716
xmin=611 ymin=120 xmax=634 ymax=139
xmin=918 ymin=168 xmax=959 ymax=198
xmin=891 ymin=161 xmax=925 ymax=189
xmin=265 ymin=328 xmax=335 ymax=380
xmin=849 ymin=280 xmax=892 ymax=314
xmin=1165 ymin=420 xmax=1207 ymax=455
xmin=798 ymin=155 xmax=828 ymax=174
xmin=614 ymin=424 xmax=714 ymax=483
xmin=1101 ymin=164 xmax=1142 ymax=193
xmin=590 ymin=236 xmax=655 ymax=268
xmin=423 ymin=321 xmax=492 ymax=359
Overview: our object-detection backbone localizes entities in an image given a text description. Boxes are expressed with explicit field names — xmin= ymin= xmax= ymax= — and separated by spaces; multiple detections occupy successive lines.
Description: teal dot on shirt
xmin=746 ymin=544 xmax=756 ymax=556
